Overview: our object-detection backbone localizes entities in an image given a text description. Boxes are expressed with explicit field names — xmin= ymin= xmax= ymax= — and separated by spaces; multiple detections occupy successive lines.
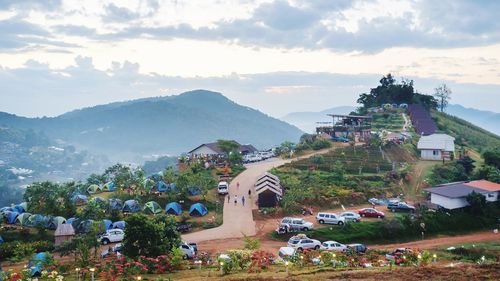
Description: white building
xmin=425 ymin=180 xmax=500 ymax=210
xmin=417 ymin=134 xmax=455 ymax=160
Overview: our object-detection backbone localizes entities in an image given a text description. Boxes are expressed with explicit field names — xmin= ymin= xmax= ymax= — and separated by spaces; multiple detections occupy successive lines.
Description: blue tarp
xmin=188 ymin=186 xmax=202 ymax=196
xmin=189 ymin=203 xmax=208 ymax=217
xmin=4 ymin=211 xmax=19 ymax=224
xmin=28 ymin=252 xmax=49 ymax=277
xmin=165 ymin=202 xmax=182 ymax=215
xmin=108 ymin=198 xmax=123 ymax=210
xmin=102 ymin=219 xmax=113 ymax=230
xmin=112 ymin=220 xmax=126 ymax=230
xmin=122 ymin=200 xmax=141 ymax=213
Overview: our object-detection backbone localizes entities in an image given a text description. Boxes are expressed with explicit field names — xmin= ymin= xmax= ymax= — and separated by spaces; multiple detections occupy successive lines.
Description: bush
xmin=311 ymin=139 xmax=332 ymax=150
xmin=0 ymin=240 xmax=54 ymax=261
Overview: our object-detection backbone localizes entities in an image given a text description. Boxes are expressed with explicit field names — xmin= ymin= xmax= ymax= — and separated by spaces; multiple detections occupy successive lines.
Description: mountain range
xmin=445 ymin=104 xmax=500 ymax=136
xmin=0 ymin=90 xmax=303 ymax=162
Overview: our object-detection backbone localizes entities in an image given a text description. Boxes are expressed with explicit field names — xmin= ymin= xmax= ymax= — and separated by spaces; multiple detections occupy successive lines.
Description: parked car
xmin=217 ymin=181 xmax=229 ymax=195
xmin=316 ymin=212 xmax=345 ymax=225
xmin=287 ymin=236 xmax=321 ymax=251
xmin=176 ymin=222 xmax=192 ymax=233
xmin=99 ymin=229 xmax=125 ymax=245
xmin=179 ymin=243 xmax=196 ymax=259
xmin=332 ymin=136 xmax=349 ymax=142
xmin=347 ymin=243 xmax=367 ymax=253
xmin=340 ymin=211 xmax=361 ymax=222
xmin=320 ymin=241 xmax=347 ymax=252
xmin=281 ymin=217 xmax=314 ymax=231
xmin=387 ymin=202 xmax=416 ymax=212
xmin=358 ymin=208 xmax=385 ymax=218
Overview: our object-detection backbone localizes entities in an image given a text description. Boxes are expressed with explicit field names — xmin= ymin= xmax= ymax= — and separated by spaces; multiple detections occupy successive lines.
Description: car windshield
xmin=289 ymin=240 xmax=299 ymax=244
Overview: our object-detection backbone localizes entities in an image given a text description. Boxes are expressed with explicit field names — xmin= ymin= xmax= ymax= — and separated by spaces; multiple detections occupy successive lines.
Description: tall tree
xmin=217 ymin=139 xmax=240 ymax=156
xmin=434 ymin=84 xmax=452 ymax=112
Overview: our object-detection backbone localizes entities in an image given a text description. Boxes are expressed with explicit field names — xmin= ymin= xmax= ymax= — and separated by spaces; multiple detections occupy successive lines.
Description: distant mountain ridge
xmin=445 ymin=104 xmax=500 ymax=136
xmin=0 ymin=90 xmax=303 ymax=161
xmin=281 ymin=106 xmax=356 ymax=133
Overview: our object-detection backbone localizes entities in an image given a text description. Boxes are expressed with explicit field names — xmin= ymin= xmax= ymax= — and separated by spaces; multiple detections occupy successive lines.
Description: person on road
xmin=234 ymin=194 xmax=238 ymax=206
xmin=242 ymin=196 xmax=245 ymax=206
xmin=248 ymin=189 xmax=251 ymax=197
xmin=227 ymin=194 xmax=230 ymax=203
xmin=237 ymin=181 xmax=240 ymax=190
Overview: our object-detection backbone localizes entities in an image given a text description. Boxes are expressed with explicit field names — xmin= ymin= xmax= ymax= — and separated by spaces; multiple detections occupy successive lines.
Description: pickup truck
xmin=387 ymin=202 xmax=416 ymax=212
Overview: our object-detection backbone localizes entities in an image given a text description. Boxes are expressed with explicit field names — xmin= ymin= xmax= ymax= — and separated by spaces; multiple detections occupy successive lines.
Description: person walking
xmin=242 ymin=196 xmax=245 ymax=206
xmin=234 ymin=194 xmax=238 ymax=206
xmin=248 ymin=189 xmax=251 ymax=197
xmin=237 ymin=181 xmax=240 ymax=190
xmin=227 ymin=194 xmax=230 ymax=203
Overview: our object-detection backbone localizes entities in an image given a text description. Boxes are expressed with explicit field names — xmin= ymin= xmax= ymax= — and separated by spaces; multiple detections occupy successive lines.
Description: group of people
xmin=226 ymin=181 xmax=251 ymax=207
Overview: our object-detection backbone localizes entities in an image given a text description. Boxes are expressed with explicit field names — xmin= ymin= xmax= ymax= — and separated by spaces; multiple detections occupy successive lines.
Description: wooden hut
xmin=54 ymin=224 xmax=75 ymax=246
xmin=255 ymin=173 xmax=283 ymax=208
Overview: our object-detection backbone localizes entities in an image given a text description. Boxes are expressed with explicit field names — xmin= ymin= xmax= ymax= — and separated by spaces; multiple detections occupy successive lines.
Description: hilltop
xmin=0 ymin=90 xmax=303 ymax=161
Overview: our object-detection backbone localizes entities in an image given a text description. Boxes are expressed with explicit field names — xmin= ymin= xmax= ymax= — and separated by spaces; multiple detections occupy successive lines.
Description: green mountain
xmin=0 ymin=90 xmax=303 ymax=161
xmin=281 ymin=106 xmax=356 ymax=133
xmin=446 ymin=104 xmax=500 ymax=136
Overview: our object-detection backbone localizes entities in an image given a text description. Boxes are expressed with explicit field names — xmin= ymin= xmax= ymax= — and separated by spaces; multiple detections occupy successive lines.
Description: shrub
xmin=311 ymin=139 xmax=332 ymax=150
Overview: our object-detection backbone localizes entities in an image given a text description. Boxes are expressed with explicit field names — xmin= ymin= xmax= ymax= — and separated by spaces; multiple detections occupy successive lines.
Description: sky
xmin=1 ymin=0 xmax=500 ymax=118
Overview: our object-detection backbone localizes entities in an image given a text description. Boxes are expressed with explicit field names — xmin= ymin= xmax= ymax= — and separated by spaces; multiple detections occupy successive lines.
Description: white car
xmin=99 ymin=229 xmax=125 ymax=245
xmin=281 ymin=217 xmax=314 ymax=231
xmin=316 ymin=212 xmax=345 ymax=225
xmin=340 ymin=211 xmax=361 ymax=223
xmin=217 ymin=181 xmax=229 ymax=195
xmin=287 ymin=237 xmax=321 ymax=251
xmin=320 ymin=241 xmax=347 ymax=252
xmin=179 ymin=243 xmax=196 ymax=259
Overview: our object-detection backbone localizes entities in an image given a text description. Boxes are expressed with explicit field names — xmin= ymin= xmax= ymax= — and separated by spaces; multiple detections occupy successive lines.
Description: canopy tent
xmin=47 ymin=216 xmax=66 ymax=230
xmin=102 ymin=219 xmax=113 ymax=230
xmin=27 ymin=214 xmax=46 ymax=227
xmin=188 ymin=186 xmax=202 ymax=196
xmin=87 ymin=184 xmax=101 ymax=194
xmin=72 ymin=194 xmax=88 ymax=205
xmin=108 ymin=198 xmax=123 ymax=210
xmin=102 ymin=182 xmax=116 ymax=192
xmin=122 ymin=200 xmax=141 ymax=213
xmin=3 ymin=211 xmax=19 ymax=224
xmin=112 ymin=220 xmax=126 ymax=230
xmin=143 ymin=201 xmax=162 ymax=215
xmin=189 ymin=203 xmax=208 ymax=217
xmin=165 ymin=202 xmax=182 ymax=215
xmin=15 ymin=212 xmax=32 ymax=226
xmin=28 ymin=252 xmax=49 ymax=277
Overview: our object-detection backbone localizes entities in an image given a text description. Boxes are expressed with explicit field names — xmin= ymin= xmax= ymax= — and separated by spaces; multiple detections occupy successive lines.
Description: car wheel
xmin=338 ymin=221 xmax=344 ymax=226
xmin=361 ymin=214 xmax=365 ymax=217
xmin=314 ymin=245 xmax=320 ymax=250
xmin=102 ymin=239 xmax=109 ymax=245
xmin=319 ymin=220 xmax=324 ymax=224
xmin=377 ymin=215 xmax=382 ymax=219
xmin=302 ymin=227 xmax=309 ymax=231
xmin=297 ymin=247 xmax=303 ymax=252
xmin=391 ymin=209 xmax=395 ymax=212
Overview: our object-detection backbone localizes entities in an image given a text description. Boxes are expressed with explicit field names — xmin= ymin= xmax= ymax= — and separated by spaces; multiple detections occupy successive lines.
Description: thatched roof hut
xmin=54 ymin=224 xmax=75 ymax=246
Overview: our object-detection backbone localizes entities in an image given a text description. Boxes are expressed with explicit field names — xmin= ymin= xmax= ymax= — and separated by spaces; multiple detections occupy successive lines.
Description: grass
xmin=431 ymin=241 xmax=500 ymax=262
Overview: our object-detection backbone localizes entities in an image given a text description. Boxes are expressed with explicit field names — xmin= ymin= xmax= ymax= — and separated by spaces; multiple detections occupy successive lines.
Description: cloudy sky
xmin=1 ymin=0 xmax=500 ymax=118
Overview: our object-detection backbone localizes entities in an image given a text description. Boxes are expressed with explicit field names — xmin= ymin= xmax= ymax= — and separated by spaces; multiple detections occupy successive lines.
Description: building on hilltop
xmin=316 ymin=114 xmax=372 ymax=142
xmin=417 ymin=133 xmax=455 ymax=160
xmin=188 ymin=141 xmax=257 ymax=157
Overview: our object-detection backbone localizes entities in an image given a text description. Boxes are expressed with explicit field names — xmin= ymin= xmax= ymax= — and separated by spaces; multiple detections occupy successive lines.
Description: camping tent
xmin=54 ymin=224 xmax=75 ymax=246
xmin=66 ymin=217 xmax=76 ymax=226
xmin=165 ymin=202 xmax=182 ymax=215
xmin=0 ymin=235 xmax=4 ymax=244
xmin=112 ymin=220 xmax=126 ymax=230
xmin=155 ymin=181 xmax=168 ymax=193
xmin=108 ymin=198 xmax=123 ymax=210
xmin=102 ymin=182 xmax=116 ymax=192
xmin=189 ymin=203 xmax=208 ymax=217
xmin=0 ymin=207 xmax=15 ymax=214
xmin=72 ymin=194 xmax=88 ymax=205
xmin=27 ymin=214 xmax=46 ymax=227
xmin=47 ymin=216 xmax=66 ymax=230
xmin=15 ymin=213 xmax=32 ymax=226
xmin=28 ymin=252 xmax=49 ymax=277
xmin=102 ymin=219 xmax=113 ymax=230
xmin=122 ymin=200 xmax=141 ymax=213
xmin=75 ymin=220 xmax=94 ymax=234
xmin=3 ymin=211 xmax=19 ymax=224
xmin=143 ymin=201 xmax=162 ymax=215
xmin=13 ymin=202 xmax=27 ymax=213
xmin=188 ymin=186 xmax=201 ymax=196
xmin=87 ymin=184 xmax=101 ymax=194
xmin=91 ymin=196 xmax=106 ymax=205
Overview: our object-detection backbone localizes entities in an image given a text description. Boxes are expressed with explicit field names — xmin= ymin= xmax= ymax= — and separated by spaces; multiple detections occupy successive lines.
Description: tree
xmin=483 ymin=148 xmax=500 ymax=169
xmin=78 ymin=200 xmax=107 ymax=220
xmin=466 ymin=191 xmax=486 ymax=215
xmin=57 ymin=221 xmax=102 ymax=267
xmin=456 ymin=156 xmax=475 ymax=175
xmin=434 ymin=84 xmax=452 ymax=112
xmin=123 ymin=214 xmax=180 ymax=258
xmin=217 ymin=139 xmax=240 ymax=156
xmin=24 ymin=181 xmax=76 ymax=217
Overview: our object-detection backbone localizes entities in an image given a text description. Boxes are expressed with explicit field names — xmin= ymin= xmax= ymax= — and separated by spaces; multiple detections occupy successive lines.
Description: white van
xmin=218 ymin=181 xmax=229 ymax=195
xmin=179 ymin=243 xmax=196 ymax=259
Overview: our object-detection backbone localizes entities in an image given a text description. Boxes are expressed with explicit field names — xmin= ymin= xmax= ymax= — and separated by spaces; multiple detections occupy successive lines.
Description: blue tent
xmin=167 ymin=183 xmax=177 ymax=191
xmin=76 ymin=220 xmax=94 ymax=234
xmin=112 ymin=220 xmax=126 ymax=230
xmin=72 ymin=194 xmax=88 ymax=205
xmin=108 ymin=198 xmax=123 ymax=210
xmin=102 ymin=219 xmax=113 ymax=230
xmin=103 ymin=182 xmax=116 ymax=192
xmin=165 ymin=202 xmax=182 ymax=215
xmin=154 ymin=181 xmax=168 ymax=192
xmin=3 ymin=211 xmax=19 ymax=224
xmin=28 ymin=252 xmax=49 ymax=277
xmin=27 ymin=214 xmax=45 ymax=227
xmin=13 ymin=204 xmax=26 ymax=214
xmin=122 ymin=200 xmax=141 ymax=213
xmin=66 ymin=217 xmax=77 ymax=226
xmin=188 ymin=186 xmax=202 ymax=196
xmin=91 ymin=196 xmax=106 ymax=205
xmin=0 ymin=235 xmax=4 ymax=244
xmin=189 ymin=203 xmax=208 ymax=217
xmin=0 ymin=207 xmax=15 ymax=214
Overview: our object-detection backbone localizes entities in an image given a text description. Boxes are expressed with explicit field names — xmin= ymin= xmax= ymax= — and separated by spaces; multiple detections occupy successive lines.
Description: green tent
xmin=102 ymin=182 xmax=116 ymax=192
xmin=48 ymin=216 xmax=66 ymax=230
xmin=87 ymin=184 xmax=101 ymax=194
xmin=143 ymin=201 xmax=162 ymax=215
xmin=19 ymin=202 xmax=28 ymax=212
xmin=15 ymin=213 xmax=32 ymax=226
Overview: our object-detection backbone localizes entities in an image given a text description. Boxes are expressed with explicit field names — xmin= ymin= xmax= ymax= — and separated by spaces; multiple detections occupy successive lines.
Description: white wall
xmin=430 ymin=193 xmax=469 ymax=209
xmin=485 ymin=191 xmax=499 ymax=202
xmin=190 ymin=145 xmax=219 ymax=156
xmin=421 ymin=149 xmax=442 ymax=161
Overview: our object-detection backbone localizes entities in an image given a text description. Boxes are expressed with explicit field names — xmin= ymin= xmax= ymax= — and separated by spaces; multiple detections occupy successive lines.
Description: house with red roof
xmin=425 ymin=180 xmax=500 ymax=210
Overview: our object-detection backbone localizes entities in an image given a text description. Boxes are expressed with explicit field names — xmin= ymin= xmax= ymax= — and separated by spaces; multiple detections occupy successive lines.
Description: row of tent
xmin=87 ymin=181 xmax=116 ymax=194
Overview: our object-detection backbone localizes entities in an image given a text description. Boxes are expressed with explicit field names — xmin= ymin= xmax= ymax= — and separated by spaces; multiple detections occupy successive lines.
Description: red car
xmin=358 ymin=208 xmax=385 ymax=218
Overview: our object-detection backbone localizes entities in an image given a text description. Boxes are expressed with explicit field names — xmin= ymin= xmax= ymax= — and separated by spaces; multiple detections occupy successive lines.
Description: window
xmin=487 ymin=193 xmax=495 ymax=198
xmin=433 ymin=150 xmax=439 ymax=156
xmin=319 ymin=214 xmax=325 ymax=218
